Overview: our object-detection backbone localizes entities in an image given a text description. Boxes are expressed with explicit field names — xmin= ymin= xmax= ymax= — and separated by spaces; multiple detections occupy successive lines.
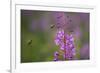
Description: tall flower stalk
xmin=53 ymin=12 xmax=76 ymax=61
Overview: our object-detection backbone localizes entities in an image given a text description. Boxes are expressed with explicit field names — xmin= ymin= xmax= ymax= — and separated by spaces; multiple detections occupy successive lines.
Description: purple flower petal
xmin=54 ymin=51 xmax=59 ymax=61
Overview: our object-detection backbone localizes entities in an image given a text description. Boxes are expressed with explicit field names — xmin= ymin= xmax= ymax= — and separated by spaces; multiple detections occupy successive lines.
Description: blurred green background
xmin=21 ymin=10 xmax=89 ymax=63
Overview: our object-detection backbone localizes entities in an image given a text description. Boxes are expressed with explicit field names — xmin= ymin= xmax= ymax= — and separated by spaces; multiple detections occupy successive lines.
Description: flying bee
xmin=69 ymin=30 xmax=74 ymax=34
xmin=27 ymin=39 xmax=32 ymax=45
xmin=50 ymin=24 xmax=55 ymax=29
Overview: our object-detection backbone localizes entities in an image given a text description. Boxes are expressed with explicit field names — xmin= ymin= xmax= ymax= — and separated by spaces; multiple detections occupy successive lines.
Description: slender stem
xmin=64 ymin=31 xmax=67 ymax=60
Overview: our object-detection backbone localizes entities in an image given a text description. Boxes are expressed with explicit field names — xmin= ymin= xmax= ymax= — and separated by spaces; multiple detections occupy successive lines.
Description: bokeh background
xmin=21 ymin=10 xmax=89 ymax=63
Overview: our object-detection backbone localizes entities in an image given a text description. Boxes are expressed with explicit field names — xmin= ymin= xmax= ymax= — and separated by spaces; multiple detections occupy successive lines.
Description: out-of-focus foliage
xmin=21 ymin=10 xmax=89 ymax=63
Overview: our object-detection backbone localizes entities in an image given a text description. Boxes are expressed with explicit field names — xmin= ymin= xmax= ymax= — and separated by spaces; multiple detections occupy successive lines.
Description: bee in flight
xmin=50 ymin=24 xmax=55 ymax=29
xmin=27 ymin=40 xmax=32 ymax=46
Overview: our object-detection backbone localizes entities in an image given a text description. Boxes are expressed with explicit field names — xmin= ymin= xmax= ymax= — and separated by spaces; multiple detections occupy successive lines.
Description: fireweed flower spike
xmin=54 ymin=30 xmax=76 ymax=60
xmin=53 ymin=12 xmax=76 ymax=61
xmin=53 ymin=12 xmax=67 ymax=29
